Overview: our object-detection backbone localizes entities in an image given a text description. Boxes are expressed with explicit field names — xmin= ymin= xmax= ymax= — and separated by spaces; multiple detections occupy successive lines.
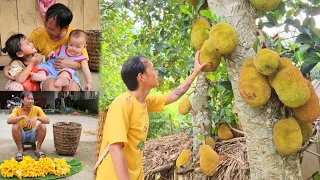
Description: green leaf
xmin=156 ymin=43 xmax=164 ymax=52
xmin=199 ymin=10 xmax=213 ymax=20
xmin=137 ymin=141 xmax=145 ymax=150
xmin=295 ymin=51 xmax=303 ymax=62
xmin=219 ymin=81 xmax=232 ymax=90
xmin=304 ymin=57 xmax=320 ymax=63
xmin=196 ymin=0 xmax=206 ymax=12
xmin=301 ymin=62 xmax=318 ymax=75
xmin=180 ymin=5 xmax=192 ymax=16
xmin=299 ymin=44 xmax=310 ymax=54
xmin=295 ymin=34 xmax=313 ymax=44
xmin=206 ymin=73 xmax=215 ymax=81
xmin=312 ymin=171 xmax=320 ymax=180
xmin=187 ymin=129 xmax=193 ymax=139
xmin=293 ymin=19 xmax=301 ymax=28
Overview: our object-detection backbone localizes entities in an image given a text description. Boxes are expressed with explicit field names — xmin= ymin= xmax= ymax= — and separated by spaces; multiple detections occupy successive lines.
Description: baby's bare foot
xmin=54 ymin=77 xmax=71 ymax=87
xmin=31 ymin=73 xmax=46 ymax=82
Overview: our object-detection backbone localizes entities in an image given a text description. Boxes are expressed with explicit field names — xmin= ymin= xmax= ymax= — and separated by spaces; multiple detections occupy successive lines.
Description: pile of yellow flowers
xmin=0 ymin=156 xmax=71 ymax=179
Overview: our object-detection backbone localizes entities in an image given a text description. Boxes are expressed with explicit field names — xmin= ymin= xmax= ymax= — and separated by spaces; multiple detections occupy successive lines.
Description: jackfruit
xmin=268 ymin=57 xmax=294 ymax=87
xmin=297 ymin=120 xmax=313 ymax=143
xmin=205 ymin=136 xmax=215 ymax=149
xmin=291 ymin=80 xmax=320 ymax=122
xmin=218 ymin=123 xmax=233 ymax=140
xmin=191 ymin=18 xmax=210 ymax=50
xmin=239 ymin=57 xmax=271 ymax=107
xmin=254 ymin=49 xmax=280 ymax=76
xmin=209 ymin=22 xmax=239 ymax=54
xmin=199 ymin=145 xmax=219 ymax=176
xmin=178 ymin=98 xmax=192 ymax=115
xmin=199 ymin=39 xmax=222 ymax=72
xmin=271 ymin=67 xmax=310 ymax=107
xmin=273 ymin=117 xmax=302 ymax=155
xmin=249 ymin=0 xmax=281 ymax=12
xmin=176 ymin=149 xmax=192 ymax=169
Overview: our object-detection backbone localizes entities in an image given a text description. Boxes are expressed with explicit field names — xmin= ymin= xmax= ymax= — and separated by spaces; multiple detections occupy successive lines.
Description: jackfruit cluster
xmin=178 ymin=98 xmax=192 ymax=115
xmin=239 ymin=57 xmax=271 ymax=107
xmin=199 ymin=145 xmax=219 ymax=176
xmin=249 ymin=0 xmax=281 ymax=12
xmin=191 ymin=17 xmax=238 ymax=72
xmin=273 ymin=117 xmax=302 ymax=155
xmin=176 ymin=149 xmax=192 ymax=169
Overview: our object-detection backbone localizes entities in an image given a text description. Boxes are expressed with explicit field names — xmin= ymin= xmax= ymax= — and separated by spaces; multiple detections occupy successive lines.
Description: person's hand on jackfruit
xmin=193 ymin=50 xmax=207 ymax=74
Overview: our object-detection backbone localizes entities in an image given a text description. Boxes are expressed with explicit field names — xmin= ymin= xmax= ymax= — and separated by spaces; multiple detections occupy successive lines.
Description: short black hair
xmin=121 ymin=56 xmax=148 ymax=91
xmin=69 ymin=29 xmax=88 ymax=42
xmin=45 ymin=3 xmax=73 ymax=29
xmin=20 ymin=91 xmax=33 ymax=107
xmin=2 ymin=34 xmax=26 ymax=60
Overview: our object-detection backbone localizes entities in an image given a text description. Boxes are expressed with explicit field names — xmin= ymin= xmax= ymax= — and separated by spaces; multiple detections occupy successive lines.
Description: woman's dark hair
xmin=20 ymin=91 xmax=33 ymax=107
xmin=45 ymin=3 xmax=73 ymax=29
xmin=2 ymin=34 xmax=26 ymax=60
xmin=121 ymin=56 xmax=148 ymax=91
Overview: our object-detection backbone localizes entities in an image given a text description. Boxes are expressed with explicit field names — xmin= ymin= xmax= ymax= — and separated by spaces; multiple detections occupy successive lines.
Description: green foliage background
xmin=99 ymin=0 xmax=320 ymax=138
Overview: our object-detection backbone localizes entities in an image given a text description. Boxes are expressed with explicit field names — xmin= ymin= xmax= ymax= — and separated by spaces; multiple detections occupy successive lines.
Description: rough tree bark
xmin=191 ymin=73 xmax=212 ymax=179
xmin=203 ymin=0 xmax=303 ymax=179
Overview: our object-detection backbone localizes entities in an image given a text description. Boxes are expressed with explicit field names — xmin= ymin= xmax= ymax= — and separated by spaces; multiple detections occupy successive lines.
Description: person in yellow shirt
xmin=96 ymin=51 xmax=206 ymax=180
xmin=7 ymin=91 xmax=50 ymax=162
xmin=4 ymin=3 xmax=89 ymax=91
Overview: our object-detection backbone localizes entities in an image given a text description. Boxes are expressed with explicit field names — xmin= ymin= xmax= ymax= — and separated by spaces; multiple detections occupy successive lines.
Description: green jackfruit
xmin=249 ymin=0 xmax=281 ymax=12
xmin=209 ymin=22 xmax=239 ymax=54
xmin=254 ymin=49 xmax=280 ymax=76
xmin=176 ymin=149 xmax=192 ymax=169
xmin=199 ymin=39 xmax=222 ymax=72
xmin=272 ymin=67 xmax=310 ymax=107
xmin=218 ymin=123 xmax=233 ymax=140
xmin=291 ymin=80 xmax=320 ymax=122
xmin=178 ymin=98 xmax=192 ymax=115
xmin=199 ymin=145 xmax=219 ymax=176
xmin=297 ymin=120 xmax=313 ymax=143
xmin=273 ymin=117 xmax=302 ymax=155
xmin=268 ymin=57 xmax=294 ymax=87
xmin=239 ymin=57 xmax=271 ymax=107
xmin=191 ymin=18 xmax=210 ymax=50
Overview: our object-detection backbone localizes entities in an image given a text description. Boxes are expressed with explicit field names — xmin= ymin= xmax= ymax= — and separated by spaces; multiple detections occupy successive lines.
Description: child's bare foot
xmin=31 ymin=72 xmax=46 ymax=82
xmin=54 ymin=77 xmax=71 ymax=87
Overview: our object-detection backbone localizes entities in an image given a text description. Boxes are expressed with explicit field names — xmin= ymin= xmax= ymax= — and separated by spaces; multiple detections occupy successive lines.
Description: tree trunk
xmin=206 ymin=0 xmax=302 ymax=179
xmin=191 ymin=73 xmax=211 ymax=179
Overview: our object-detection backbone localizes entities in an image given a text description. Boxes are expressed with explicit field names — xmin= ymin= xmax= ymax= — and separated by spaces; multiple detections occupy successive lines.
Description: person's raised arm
xmin=110 ymin=142 xmax=130 ymax=180
xmin=165 ymin=51 xmax=206 ymax=105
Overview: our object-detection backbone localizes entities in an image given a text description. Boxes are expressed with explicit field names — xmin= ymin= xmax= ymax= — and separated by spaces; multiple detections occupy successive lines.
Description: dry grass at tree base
xmin=143 ymin=134 xmax=249 ymax=180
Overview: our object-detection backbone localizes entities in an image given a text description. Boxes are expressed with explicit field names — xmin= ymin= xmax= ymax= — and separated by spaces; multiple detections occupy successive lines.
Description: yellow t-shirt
xmin=29 ymin=26 xmax=89 ymax=59
xmin=96 ymin=92 xmax=168 ymax=180
xmin=9 ymin=106 xmax=47 ymax=130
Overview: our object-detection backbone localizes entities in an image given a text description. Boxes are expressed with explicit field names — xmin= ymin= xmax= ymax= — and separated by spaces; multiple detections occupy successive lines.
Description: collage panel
xmin=0 ymin=91 xmax=98 ymax=179
xmin=96 ymin=0 xmax=320 ymax=180
xmin=0 ymin=0 xmax=101 ymax=179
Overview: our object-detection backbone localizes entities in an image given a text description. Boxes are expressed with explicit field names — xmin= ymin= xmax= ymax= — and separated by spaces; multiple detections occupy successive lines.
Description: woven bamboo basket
xmin=85 ymin=30 xmax=101 ymax=72
xmin=94 ymin=107 xmax=109 ymax=176
xmin=53 ymin=122 xmax=82 ymax=155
